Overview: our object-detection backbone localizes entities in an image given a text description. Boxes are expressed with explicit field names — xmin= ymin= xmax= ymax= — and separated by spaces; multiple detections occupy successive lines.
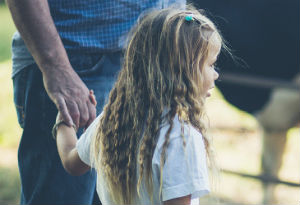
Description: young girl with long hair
xmin=55 ymin=6 xmax=224 ymax=205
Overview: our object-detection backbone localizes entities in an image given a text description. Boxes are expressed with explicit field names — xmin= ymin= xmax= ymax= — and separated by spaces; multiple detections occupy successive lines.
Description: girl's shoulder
xmin=156 ymin=114 xmax=204 ymax=151
xmin=152 ymin=115 xmax=210 ymax=202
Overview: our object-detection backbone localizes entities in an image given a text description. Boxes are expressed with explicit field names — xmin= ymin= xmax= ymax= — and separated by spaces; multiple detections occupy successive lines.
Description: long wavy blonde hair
xmin=91 ymin=6 xmax=223 ymax=204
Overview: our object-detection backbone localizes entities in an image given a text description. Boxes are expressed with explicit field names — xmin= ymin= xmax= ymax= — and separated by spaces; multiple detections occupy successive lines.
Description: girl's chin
xmin=201 ymin=92 xmax=211 ymax=98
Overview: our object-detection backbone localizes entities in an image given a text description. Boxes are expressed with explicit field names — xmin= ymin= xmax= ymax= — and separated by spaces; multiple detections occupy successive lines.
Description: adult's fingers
xmin=56 ymin=111 xmax=63 ymax=123
xmin=56 ymin=96 xmax=73 ymax=126
xmin=66 ymin=101 xmax=80 ymax=128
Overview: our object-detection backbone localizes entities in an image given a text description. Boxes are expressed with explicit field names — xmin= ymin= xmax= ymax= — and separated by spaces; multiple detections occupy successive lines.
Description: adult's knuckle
xmin=71 ymin=111 xmax=80 ymax=119
xmin=58 ymin=102 xmax=66 ymax=111
xmin=81 ymin=114 xmax=89 ymax=123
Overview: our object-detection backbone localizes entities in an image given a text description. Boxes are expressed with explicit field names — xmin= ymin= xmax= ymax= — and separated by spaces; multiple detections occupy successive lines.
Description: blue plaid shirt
xmin=11 ymin=0 xmax=186 ymax=77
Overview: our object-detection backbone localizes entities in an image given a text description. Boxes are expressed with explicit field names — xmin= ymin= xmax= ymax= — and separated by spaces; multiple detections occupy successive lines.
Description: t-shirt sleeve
xmin=161 ymin=128 xmax=210 ymax=202
xmin=76 ymin=114 xmax=102 ymax=167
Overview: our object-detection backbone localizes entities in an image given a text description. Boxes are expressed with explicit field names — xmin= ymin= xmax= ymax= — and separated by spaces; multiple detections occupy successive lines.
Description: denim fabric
xmin=13 ymin=51 xmax=122 ymax=205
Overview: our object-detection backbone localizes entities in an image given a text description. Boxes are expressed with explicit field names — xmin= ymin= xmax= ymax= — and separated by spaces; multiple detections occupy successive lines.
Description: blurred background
xmin=0 ymin=2 xmax=299 ymax=204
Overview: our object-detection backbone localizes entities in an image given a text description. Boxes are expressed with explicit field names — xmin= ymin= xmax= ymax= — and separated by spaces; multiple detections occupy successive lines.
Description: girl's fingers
xmin=89 ymin=90 xmax=97 ymax=106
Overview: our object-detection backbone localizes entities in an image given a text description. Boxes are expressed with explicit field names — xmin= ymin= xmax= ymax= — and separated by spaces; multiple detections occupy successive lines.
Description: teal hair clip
xmin=185 ymin=15 xmax=194 ymax=22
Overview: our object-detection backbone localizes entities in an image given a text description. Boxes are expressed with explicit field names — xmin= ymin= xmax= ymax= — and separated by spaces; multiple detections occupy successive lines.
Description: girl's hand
xmin=55 ymin=89 xmax=97 ymax=133
xmin=56 ymin=89 xmax=96 ymax=124
xmin=84 ymin=90 xmax=97 ymax=131
xmin=89 ymin=90 xmax=97 ymax=106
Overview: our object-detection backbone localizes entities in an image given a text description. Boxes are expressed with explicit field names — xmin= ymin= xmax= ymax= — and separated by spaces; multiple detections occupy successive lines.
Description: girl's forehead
xmin=204 ymin=35 xmax=221 ymax=63
xmin=209 ymin=33 xmax=222 ymax=55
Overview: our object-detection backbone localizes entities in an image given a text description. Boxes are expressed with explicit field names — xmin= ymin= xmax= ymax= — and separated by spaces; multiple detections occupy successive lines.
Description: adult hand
xmin=7 ymin=0 xmax=98 ymax=129
xmin=43 ymin=67 xmax=97 ymax=129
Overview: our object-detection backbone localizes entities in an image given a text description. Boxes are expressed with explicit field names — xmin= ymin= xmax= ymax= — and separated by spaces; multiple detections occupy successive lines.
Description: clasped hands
xmin=55 ymin=90 xmax=97 ymax=134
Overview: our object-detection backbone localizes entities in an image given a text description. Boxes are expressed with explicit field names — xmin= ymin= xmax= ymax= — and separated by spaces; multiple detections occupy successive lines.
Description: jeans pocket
xmin=77 ymin=55 xmax=106 ymax=76
xmin=13 ymin=70 xmax=28 ymax=128
xmin=68 ymin=51 xmax=123 ymax=77
xmin=68 ymin=53 xmax=105 ymax=76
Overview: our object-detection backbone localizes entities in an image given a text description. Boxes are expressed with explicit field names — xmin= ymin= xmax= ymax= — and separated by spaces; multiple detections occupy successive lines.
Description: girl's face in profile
xmin=201 ymin=36 xmax=221 ymax=98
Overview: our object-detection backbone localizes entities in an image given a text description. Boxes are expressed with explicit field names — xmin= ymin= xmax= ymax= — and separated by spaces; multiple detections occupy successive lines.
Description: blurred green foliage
xmin=0 ymin=4 xmax=16 ymax=62
xmin=0 ymin=60 xmax=22 ymax=147
xmin=0 ymin=5 xmax=21 ymax=148
xmin=0 ymin=6 xmax=21 ymax=205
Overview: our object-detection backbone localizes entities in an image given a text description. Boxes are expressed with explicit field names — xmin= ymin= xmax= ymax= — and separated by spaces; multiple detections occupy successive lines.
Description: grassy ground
xmin=0 ymin=4 xmax=299 ymax=205
xmin=0 ymin=166 xmax=20 ymax=204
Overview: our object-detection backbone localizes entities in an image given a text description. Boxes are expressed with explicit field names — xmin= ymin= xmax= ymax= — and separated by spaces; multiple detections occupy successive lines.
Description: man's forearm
xmin=7 ymin=0 xmax=97 ymax=129
xmin=7 ymin=0 xmax=72 ymax=73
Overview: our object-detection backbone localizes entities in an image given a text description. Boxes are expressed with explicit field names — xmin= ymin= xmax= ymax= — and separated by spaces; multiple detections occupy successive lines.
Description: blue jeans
xmin=13 ymin=51 xmax=122 ymax=205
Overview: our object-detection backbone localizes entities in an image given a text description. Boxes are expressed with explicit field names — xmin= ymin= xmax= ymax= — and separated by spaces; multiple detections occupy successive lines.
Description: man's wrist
xmin=41 ymin=60 xmax=73 ymax=76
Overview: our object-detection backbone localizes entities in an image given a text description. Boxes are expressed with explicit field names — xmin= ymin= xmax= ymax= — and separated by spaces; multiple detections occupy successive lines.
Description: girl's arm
xmin=56 ymin=90 xmax=96 ymax=175
xmin=164 ymin=195 xmax=191 ymax=205
xmin=56 ymin=124 xmax=90 ymax=176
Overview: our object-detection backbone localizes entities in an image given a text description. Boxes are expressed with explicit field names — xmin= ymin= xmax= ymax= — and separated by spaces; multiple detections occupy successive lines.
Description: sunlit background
xmin=0 ymin=3 xmax=299 ymax=204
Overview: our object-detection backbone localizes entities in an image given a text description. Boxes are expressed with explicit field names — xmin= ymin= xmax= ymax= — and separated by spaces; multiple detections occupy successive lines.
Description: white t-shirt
xmin=76 ymin=113 xmax=210 ymax=205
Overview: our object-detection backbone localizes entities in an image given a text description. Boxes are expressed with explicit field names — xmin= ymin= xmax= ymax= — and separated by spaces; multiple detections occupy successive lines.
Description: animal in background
xmin=190 ymin=0 xmax=299 ymax=203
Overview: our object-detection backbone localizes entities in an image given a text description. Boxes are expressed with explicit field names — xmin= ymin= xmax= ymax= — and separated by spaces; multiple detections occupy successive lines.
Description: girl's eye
xmin=211 ymin=62 xmax=217 ymax=68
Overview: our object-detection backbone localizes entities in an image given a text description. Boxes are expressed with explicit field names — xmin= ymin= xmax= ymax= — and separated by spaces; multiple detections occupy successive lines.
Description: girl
xmin=55 ymin=6 xmax=223 ymax=205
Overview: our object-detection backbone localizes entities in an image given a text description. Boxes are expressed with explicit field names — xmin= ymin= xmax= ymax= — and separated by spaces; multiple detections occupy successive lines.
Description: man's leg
xmin=14 ymin=65 xmax=97 ymax=205
xmin=78 ymin=51 xmax=123 ymax=204
xmin=255 ymin=80 xmax=300 ymax=204
xmin=13 ymin=51 xmax=123 ymax=205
